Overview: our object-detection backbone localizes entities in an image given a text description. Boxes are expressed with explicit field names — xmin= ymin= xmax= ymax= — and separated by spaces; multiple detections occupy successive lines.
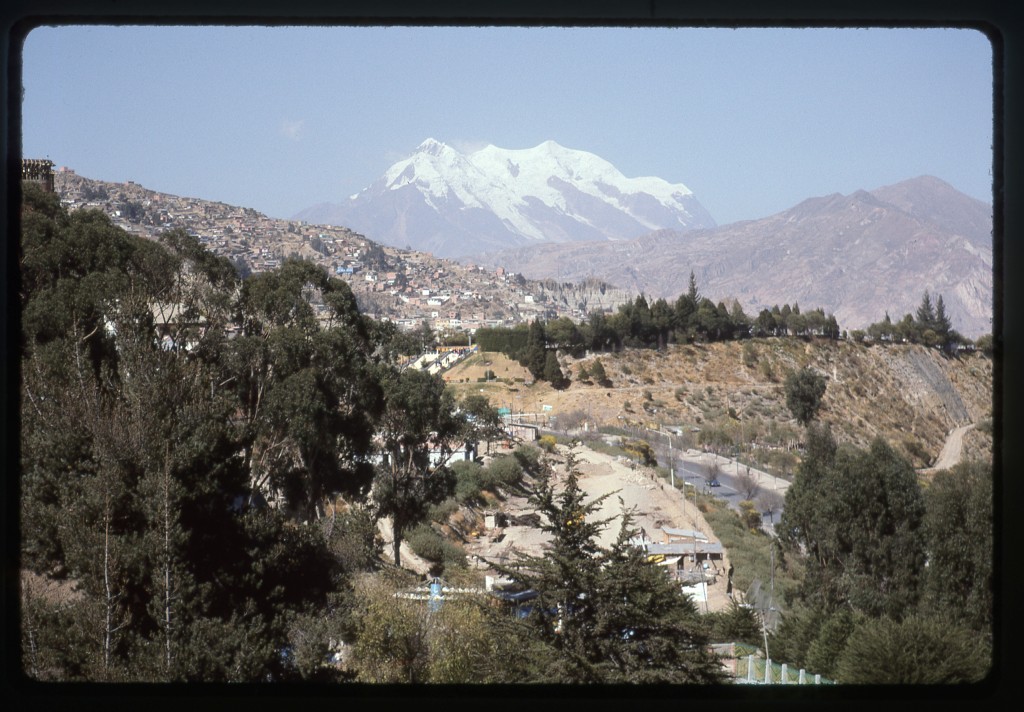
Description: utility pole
xmin=669 ymin=433 xmax=674 ymax=489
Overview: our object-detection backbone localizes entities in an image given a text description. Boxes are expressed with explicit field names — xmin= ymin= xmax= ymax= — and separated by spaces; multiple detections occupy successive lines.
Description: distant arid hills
xmin=465 ymin=176 xmax=993 ymax=338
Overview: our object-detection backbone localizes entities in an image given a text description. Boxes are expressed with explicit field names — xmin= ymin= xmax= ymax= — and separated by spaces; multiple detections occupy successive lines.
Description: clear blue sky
xmin=20 ymin=25 xmax=993 ymax=226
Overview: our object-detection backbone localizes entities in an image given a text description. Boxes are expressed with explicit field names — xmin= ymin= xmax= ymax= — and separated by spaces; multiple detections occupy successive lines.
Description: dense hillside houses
xmin=53 ymin=170 xmax=631 ymax=335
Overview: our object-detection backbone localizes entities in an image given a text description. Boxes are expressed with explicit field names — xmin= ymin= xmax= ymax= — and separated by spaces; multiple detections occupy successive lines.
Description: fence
xmin=713 ymin=642 xmax=834 ymax=685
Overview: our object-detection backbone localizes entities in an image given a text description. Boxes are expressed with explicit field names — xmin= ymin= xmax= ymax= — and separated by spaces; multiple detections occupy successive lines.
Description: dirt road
xmin=920 ymin=423 xmax=975 ymax=474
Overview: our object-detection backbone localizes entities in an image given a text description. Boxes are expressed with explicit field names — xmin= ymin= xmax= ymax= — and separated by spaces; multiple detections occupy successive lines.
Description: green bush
xmin=738 ymin=500 xmax=762 ymax=531
xmin=742 ymin=341 xmax=759 ymax=367
xmin=512 ymin=444 xmax=541 ymax=473
xmin=439 ymin=539 xmax=467 ymax=567
xmin=901 ymin=437 xmax=931 ymax=466
xmin=330 ymin=503 xmax=382 ymax=575
xmin=622 ymin=439 xmax=657 ymax=467
xmin=451 ymin=460 xmax=484 ymax=503
xmin=428 ymin=497 xmax=460 ymax=523
xmin=407 ymin=523 xmax=446 ymax=562
xmin=704 ymin=598 xmax=763 ymax=647
xmin=539 ymin=435 xmax=557 ymax=452
xmin=483 ymin=455 xmax=523 ymax=488
xmin=406 ymin=524 xmax=467 ymax=568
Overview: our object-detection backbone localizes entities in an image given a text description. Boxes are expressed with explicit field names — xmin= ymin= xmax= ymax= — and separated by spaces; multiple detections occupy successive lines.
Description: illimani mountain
xmin=467 ymin=176 xmax=993 ymax=338
xmin=293 ymin=139 xmax=716 ymax=258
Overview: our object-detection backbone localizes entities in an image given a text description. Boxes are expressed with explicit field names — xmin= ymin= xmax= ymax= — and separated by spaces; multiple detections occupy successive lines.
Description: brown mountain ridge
xmin=464 ymin=176 xmax=993 ymax=338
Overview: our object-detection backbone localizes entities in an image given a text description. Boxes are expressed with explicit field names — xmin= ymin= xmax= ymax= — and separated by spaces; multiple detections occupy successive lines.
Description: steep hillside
xmin=444 ymin=339 xmax=993 ymax=472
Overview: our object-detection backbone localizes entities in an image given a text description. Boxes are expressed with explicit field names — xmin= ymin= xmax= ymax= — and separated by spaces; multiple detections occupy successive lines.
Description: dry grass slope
xmin=444 ymin=339 xmax=992 ymax=471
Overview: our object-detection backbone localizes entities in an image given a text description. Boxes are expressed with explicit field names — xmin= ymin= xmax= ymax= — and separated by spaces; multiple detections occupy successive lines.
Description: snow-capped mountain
xmin=293 ymin=139 xmax=716 ymax=258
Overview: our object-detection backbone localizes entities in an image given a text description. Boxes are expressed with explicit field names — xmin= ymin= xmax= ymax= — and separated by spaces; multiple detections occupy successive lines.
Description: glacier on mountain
xmin=295 ymin=138 xmax=716 ymax=258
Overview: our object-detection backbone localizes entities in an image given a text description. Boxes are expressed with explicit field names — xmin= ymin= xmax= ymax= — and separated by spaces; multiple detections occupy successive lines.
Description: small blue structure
xmin=428 ymin=578 xmax=444 ymax=613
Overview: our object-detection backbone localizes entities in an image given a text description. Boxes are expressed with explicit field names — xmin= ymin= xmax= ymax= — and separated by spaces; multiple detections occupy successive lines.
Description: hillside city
xmin=53 ymin=168 xmax=632 ymax=337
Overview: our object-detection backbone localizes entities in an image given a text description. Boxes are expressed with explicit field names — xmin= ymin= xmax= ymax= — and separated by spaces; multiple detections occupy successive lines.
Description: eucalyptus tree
xmin=779 ymin=426 xmax=927 ymax=619
xmin=373 ymin=368 xmax=465 ymax=567
xmin=227 ymin=258 xmax=384 ymax=520
xmin=922 ymin=460 xmax=993 ymax=633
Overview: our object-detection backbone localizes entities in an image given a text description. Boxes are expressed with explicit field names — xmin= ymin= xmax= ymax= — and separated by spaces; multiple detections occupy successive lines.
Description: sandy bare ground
xmin=463 ymin=443 xmax=736 ymax=613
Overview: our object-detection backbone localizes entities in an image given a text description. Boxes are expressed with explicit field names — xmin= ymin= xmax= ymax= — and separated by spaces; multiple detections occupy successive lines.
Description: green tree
xmin=545 ymin=316 xmax=585 ymax=357
xmin=704 ymin=598 xmax=763 ymax=647
xmin=728 ymin=300 xmax=750 ymax=338
xmin=974 ymin=332 xmax=994 ymax=356
xmin=695 ymin=298 xmax=725 ymax=341
xmin=650 ymin=297 xmax=675 ymax=348
xmin=754 ymin=308 xmax=778 ymax=337
xmin=916 ymin=290 xmax=937 ymax=333
xmin=522 ymin=319 xmax=547 ymax=379
xmin=780 ymin=433 xmax=927 ymax=618
xmin=19 ymin=191 xmax=348 ymax=681
xmin=784 ymin=367 xmax=827 ymax=425
xmin=803 ymin=606 xmax=860 ymax=678
xmin=542 ymin=350 xmax=569 ymax=389
xmin=374 ymin=369 xmax=463 ymax=567
xmin=923 ymin=460 xmax=993 ymax=633
xmin=461 ymin=393 xmax=505 ymax=451
xmin=584 ymin=310 xmax=619 ymax=352
xmin=673 ymin=287 xmax=698 ymax=340
xmin=227 ymin=259 xmax=385 ymax=521
xmin=589 ymin=358 xmax=610 ymax=387
xmin=686 ymin=270 xmax=701 ymax=303
xmin=486 ymin=450 xmax=724 ymax=683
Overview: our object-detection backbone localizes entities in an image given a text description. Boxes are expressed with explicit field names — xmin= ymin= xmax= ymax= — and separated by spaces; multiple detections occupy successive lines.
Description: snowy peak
xmin=298 ymin=139 xmax=716 ymax=258
xmin=416 ymin=137 xmax=449 ymax=156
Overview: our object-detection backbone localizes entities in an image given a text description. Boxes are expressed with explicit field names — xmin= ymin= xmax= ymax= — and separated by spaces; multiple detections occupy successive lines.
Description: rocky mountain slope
xmin=293 ymin=139 xmax=716 ymax=258
xmin=467 ymin=176 xmax=993 ymax=338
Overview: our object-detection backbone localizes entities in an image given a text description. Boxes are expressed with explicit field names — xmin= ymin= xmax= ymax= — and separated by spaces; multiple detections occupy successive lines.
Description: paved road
xmin=671 ymin=450 xmax=790 ymax=531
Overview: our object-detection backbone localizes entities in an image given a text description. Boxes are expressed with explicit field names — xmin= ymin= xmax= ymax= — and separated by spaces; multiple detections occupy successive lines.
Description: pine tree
xmin=916 ymin=290 xmax=936 ymax=332
xmin=542 ymin=350 xmax=568 ymax=389
xmin=687 ymin=270 xmax=700 ymax=303
xmin=487 ymin=450 xmax=725 ymax=683
xmin=523 ymin=320 xmax=547 ymax=379
xmin=934 ymin=294 xmax=952 ymax=338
